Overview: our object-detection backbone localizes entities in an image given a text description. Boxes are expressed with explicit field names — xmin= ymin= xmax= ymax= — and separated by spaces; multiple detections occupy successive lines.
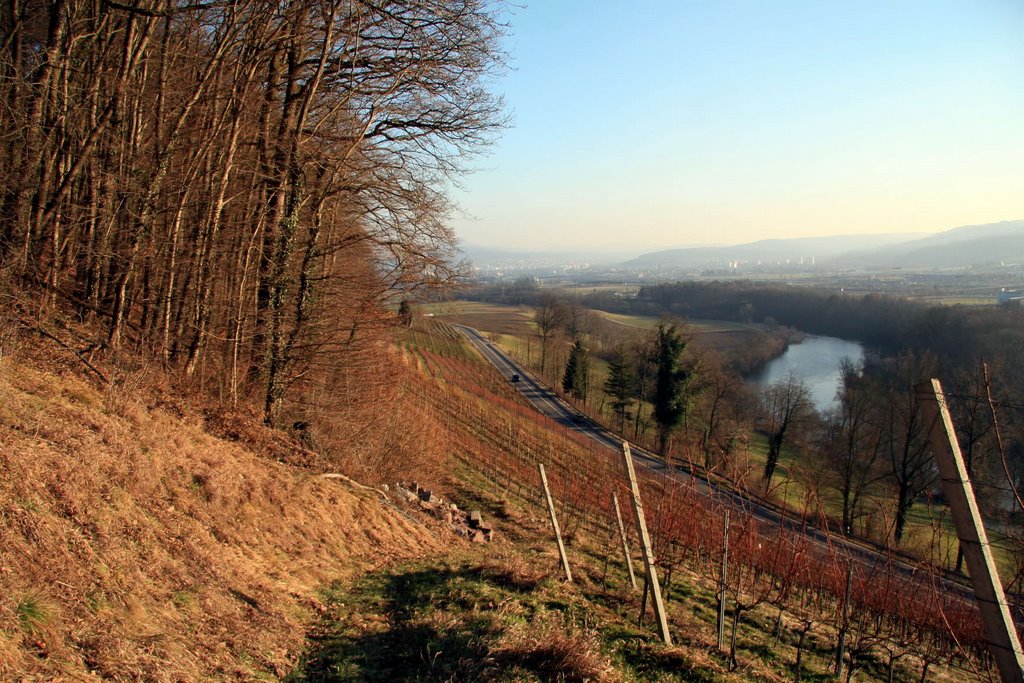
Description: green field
xmin=910 ymin=295 xmax=997 ymax=306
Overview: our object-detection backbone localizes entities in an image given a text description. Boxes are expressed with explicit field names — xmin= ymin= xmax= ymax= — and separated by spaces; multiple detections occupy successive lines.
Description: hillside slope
xmin=624 ymin=233 xmax=924 ymax=269
xmin=835 ymin=219 xmax=1024 ymax=268
xmin=0 ymin=345 xmax=445 ymax=680
xmin=0 ymin=318 xmax=988 ymax=682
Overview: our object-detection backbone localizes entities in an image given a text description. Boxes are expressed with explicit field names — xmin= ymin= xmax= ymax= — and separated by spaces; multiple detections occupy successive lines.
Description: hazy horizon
xmin=452 ymin=1 xmax=1024 ymax=251
xmin=459 ymin=229 xmax=938 ymax=256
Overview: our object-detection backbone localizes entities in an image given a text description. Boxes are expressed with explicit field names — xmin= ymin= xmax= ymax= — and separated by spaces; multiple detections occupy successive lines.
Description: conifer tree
xmin=604 ymin=346 xmax=635 ymax=432
xmin=653 ymin=323 xmax=694 ymax=454
xmin=562 ymin=339 xmax=589 ymax=403
xmin=397 ymin=300 xmax=414 ymax=327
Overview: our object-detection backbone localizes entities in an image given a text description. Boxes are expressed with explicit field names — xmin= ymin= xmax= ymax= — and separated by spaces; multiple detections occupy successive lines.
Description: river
xmin=748 ymin=335 xmax=865 ymax=413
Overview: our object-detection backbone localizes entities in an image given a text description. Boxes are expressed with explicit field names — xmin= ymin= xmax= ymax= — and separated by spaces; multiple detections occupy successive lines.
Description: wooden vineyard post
xmin=916 ymin=379 xmax=1024 ymax=683
xmin=613 ymin=492 xmax=637 ymax=590
xmin=621 ymin=442 xmax=672 ymax=645
xmin=717 ymin=510 xmax=729 ymax=652
xmin=835 ymin=562 xmax=853 ymax=678
xmin=538 ymin=463 xmax=572 ymax=582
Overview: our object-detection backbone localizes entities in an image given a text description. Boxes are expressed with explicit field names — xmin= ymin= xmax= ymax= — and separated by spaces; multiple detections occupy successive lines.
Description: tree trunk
xmin=729 ymin=605 xmax=744 ymax=670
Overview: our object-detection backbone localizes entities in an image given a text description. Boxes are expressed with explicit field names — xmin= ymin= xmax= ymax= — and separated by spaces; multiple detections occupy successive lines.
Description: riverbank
xmin=747 ymin=334 xmax=866 ymax=412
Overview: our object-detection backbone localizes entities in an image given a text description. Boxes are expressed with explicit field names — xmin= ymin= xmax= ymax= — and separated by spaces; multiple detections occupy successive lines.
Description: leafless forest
xmin=0 ymin=0 xmax=506 ymax=423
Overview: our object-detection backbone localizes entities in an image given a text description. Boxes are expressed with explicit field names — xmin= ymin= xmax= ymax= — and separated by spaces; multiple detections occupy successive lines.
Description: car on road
xmin=510 ymin=374 xmax=520 ymax=382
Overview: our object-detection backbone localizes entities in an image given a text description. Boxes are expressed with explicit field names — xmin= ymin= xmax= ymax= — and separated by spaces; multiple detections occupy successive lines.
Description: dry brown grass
xmin=493 ymin=614 xmax=621 ymax=683
xmin=0 ymin=343 xmax=447 ymax=680
xmin=428 ymin=301 xmax=538 ymax=337
xmin=478 ymin=551 xmax=552 ymax=592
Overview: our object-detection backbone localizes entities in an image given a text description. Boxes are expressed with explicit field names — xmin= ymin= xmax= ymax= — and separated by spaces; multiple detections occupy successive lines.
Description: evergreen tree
xmin=604 ymin=346 xmax=635 ymax=432
xmin=653 ymin=323 xmax=694 ymax=454
xmin=397 ymin=299 xmax=414 ymax=327
xmin=562 ymin=339 xmax=590 ymax=403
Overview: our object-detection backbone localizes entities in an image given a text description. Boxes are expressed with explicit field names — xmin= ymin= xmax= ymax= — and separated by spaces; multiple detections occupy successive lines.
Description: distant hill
xmin=835 ymin=219 xmax=1024 ymax=269
xmin=465 ymin=220 xmax=1024 ymax=273
xmin=621 ymin=220 xmax=1024 ymax=271
xmin=623 ymin=233 xmax=926 ymax=270
xmin=460 ymin=244 xmax=647 ymax=268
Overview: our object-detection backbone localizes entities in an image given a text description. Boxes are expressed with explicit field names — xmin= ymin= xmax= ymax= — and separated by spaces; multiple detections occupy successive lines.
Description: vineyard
xmin=404 ymin=317 xmax=1000 ymax=681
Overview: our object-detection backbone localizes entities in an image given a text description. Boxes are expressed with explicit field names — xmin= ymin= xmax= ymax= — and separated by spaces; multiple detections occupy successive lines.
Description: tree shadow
xmin=290 ymin=567 xmax=489 ymax=682
xmin=290 ymin=564 xmax=595 ymax=682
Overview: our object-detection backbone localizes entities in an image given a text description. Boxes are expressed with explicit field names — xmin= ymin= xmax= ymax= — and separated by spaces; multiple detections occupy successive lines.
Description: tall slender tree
xmin=881 ymin=351 xmax=939 ymax=544
xmin=535 ymin=292 xmax=567 ymax=376
xmin=631 ymin=332 xmax=658 ymax=439
xmin=761 ymin=372 xmax=812 ymax=488
xmin=822 ymin=359 xmax=885 ymax=535
xmin=653 ymin=322 xmax=694 ymax=455
xmin=604 ymin=345 xmax=634 ymax=432
xmin=562 ymin=338 xmax=589 ymax=403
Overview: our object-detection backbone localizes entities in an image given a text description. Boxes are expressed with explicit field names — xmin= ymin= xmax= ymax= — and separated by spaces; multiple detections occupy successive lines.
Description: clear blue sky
xmin=451 ymin=0 xmax=1024 ymax=251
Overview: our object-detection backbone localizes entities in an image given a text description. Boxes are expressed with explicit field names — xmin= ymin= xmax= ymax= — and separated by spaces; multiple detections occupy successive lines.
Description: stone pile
xmin=394 ymin=481 xmax=494 ymax=543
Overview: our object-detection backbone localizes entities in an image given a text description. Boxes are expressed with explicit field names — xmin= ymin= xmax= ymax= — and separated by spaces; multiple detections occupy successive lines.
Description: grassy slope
xmin=0 ymin=318 xmax=981 ymax=681
xmin=0 ymin=344 xmax=445 ymax=680
xmin=286 ymin=319 xmax=974 ymax=682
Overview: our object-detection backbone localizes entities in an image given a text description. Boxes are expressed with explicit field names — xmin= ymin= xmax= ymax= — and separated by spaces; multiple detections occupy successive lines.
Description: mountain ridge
xmin=623 ymin=232 xmax=928 ymax=269
xmin=833 ymin=219 xmax=1024 ymax=268
xmin=623 ymin=220 xmax=1024 ymax=271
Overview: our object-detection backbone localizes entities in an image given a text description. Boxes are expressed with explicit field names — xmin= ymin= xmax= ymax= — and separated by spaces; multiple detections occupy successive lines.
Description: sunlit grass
xmin=590 ymin=310 xmax=761 ymax=336
xmin=591 ymin=311 xmax=660 ymax=329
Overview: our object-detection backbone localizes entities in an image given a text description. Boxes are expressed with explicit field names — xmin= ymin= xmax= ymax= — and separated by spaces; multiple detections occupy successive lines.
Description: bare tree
xmin=693 ymin=353 xmax=745 ymax=471
xmin=880 ymin=352 xmax=939 ymax=545
xmin=761 ymin=372 xmax=812 ymax=489
xmin=630 ymin=331 xmax=658 ymax=440
xmin=534 ymin=291 xmax=567 ymax=376
xmin=823 ymin=359 xmax=887 ymax=535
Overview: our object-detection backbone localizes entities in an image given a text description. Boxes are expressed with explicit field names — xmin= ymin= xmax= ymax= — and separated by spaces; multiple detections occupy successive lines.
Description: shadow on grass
xmin=288 ymin=564 xmax=598 ymax=682
xmin=289 ymin=567 xmax=486 ymax=682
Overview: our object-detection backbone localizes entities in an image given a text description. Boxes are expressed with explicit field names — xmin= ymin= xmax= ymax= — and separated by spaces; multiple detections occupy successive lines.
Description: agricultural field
xmin=424 ymin=301 xmax=771 ymax=369
xmin=909 ymin=295 xmax=997 ymax=307
xmin=592 ymin=310 xmax=755 ymax=334
xmin=573 ymin=283 xmax=643 ymax=296
xmin=589 ymin=311 xmax=769 ymax=361
xmin=421 ymin=301 xmax=537 ymax=338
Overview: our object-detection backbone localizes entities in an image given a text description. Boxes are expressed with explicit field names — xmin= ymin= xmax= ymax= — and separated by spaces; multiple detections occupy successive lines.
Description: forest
xmin=0 ymin=0 xmax=506 ymax=429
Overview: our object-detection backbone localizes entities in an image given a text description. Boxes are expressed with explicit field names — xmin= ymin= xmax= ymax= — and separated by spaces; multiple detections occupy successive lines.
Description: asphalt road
xmin=453 ymin=324 xmax=628 ymax=454
xmin=453 ymin=322 xmax=986 ymax=604
xmin=456 ymin=322 xmax=819 ymax=516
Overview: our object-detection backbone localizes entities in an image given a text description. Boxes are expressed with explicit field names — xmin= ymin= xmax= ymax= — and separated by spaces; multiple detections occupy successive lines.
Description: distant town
xmin=464 ymin=219 xmax=1024 ymax=306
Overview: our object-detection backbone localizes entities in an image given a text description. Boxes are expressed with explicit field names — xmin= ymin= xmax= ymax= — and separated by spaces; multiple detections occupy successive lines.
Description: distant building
xmin=997 ymin=288 xmax=1024 ymax=307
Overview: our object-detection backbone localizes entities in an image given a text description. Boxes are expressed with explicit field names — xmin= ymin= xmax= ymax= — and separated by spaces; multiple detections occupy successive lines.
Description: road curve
xmin=453 ymin=322 xmax=983 ymax=604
